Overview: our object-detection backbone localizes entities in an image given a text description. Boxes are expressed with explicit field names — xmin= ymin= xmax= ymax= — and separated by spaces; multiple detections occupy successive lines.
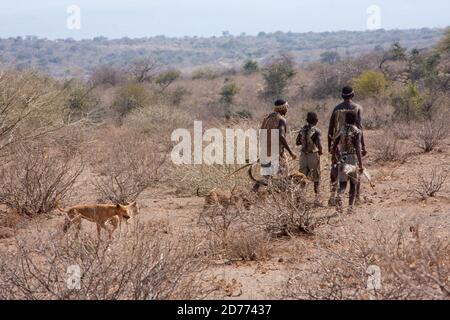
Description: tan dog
xmin=198 ymin=187 xmax=251 ymax=210
xmin=58 ymin=202 xmax=138 ymax=239
xmin=288 ymin=171 xmax=310 ymax=188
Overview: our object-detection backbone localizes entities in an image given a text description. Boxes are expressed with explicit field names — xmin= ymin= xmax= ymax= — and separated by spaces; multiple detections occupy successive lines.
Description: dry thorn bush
xmin=251 ymin=179 xmax=326 ymax=237
xmin=0 ymin=143 xmax=83 ymax=217
xmin=0 ymin=223 xmax=208 ymax=300
xmin=199 ymin=202 xmax=271 ymax=262
xmin=415 ymin=118 xmax=449 ymax=153
xmin=413 ymin=167 xmax=448 ymax=199
xmin=372 ymin=133 xmax=405 ymax=163
xmin=0 ymin=70 xmax=67 ymax=155
xmin=198 ymin=177 xmax=328 ymax=262
xmin=91 ymin=129 xmax=167 ymax=204
xmin=392 ymin=123 xmax=414 ymax=140
xmin=285 ymin=225 xmax=449 ymax=300
xmin=224 ymin=229 xmax=271 ymax=262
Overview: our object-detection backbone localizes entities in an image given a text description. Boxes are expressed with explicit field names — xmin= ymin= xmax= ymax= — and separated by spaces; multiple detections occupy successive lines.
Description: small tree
xmin=219 ymin=81 xmax=240 ymax=118
xmin=113 ymin=83 xmax=151 ymax=120
xmin=129 ymin=58 xmax=158 ymax=83
xmin=320 ymin=51 xmax=341 ymax=65
xmin=380 ymin=42 xmax=407 ymax=70
xmin=0 ymin=70 xmax=66 ymax=155
xmin=155 ymin=70 xmax=181 ymax=92
xmin=391 ymin=82 xmax=424 ymax=122
xmin=90 ymin=65 xmax=124 ymax=87
xmin=415 ymin=118 xmax=449 ymax=153
xmin=242 ymin=59 xmax=259 ymax=74
xmin=220 ymin=81 xmax=240 ymax=106
xmin=262 ymin=55 xmax=296 ymax=100
xmin=169 ymin=86 xmax=191 ymax=106
xmin=65 ymin=80 xmax=100 ymax=122
xmin=353 ymin=70 xmax=387 ymax=98
xmin=0 ymin=143 xmax=83 ymax=217
xmin=92 ymin=132 xmax=166 ymax=204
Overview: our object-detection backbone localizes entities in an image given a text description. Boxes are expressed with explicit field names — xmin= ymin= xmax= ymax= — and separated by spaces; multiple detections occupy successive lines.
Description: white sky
xmin=0 ymin=0 xmax=449 ymax=39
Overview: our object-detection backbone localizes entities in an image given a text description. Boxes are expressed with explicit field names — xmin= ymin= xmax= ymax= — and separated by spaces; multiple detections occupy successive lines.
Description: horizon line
xmin=1 ymin=26 xmax=447 ymax=42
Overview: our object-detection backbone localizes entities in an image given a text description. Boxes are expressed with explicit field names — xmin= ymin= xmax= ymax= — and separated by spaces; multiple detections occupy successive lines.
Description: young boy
xmin=331 ymin=111 xmax=364 ymax=214
xmin=296 ymin=112 xmax=323 ymax=203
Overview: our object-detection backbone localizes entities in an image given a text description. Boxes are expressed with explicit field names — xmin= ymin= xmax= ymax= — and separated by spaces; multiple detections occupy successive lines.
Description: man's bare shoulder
xmin=351 ymin=102 xmax=363 ymax=112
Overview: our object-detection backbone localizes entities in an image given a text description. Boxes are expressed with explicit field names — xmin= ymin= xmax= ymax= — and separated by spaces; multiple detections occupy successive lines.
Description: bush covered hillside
xmin=0 ymin=28 xmax=444 ymax=78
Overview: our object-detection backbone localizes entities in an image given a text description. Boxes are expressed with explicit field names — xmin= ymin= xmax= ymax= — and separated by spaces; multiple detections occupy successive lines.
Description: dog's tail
xmin=55 ymin=200 xmax=67 ymax=214
xmin=55 ymin=200 xmax=71 ymax=233
xmin=196 ymin=187 xmax=210 ymax=198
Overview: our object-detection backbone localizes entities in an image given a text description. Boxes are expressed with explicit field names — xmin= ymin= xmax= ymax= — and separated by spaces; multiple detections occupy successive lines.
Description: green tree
xmin=65 ymin=80 xmax=99 ymax=122
xmin=242 ymin=59 xmax=259 ymax=74
xmin=320 ymin=51 xmax=341 ymax=65
xmin=219 ymin=81 xmax=240 ymax=118
xmin=220 ymin=81 xmax=240 ymax=106
xmin=380 ymin=42 xmax=407 ymax=70
xmin=391 ymin=82 xmax=424 ymax=122
xmin=352 ymin=70 xmax=387 ymax=98
xmin=155 ymin=70 xmax=181 ymax=92
xmin=262 ymin=56 xmax=296 ymax=100
xmin=113 ymin=83 xmax=151 ymax=121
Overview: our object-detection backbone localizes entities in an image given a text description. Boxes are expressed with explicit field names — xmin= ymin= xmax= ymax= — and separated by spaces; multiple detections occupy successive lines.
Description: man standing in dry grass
xmin=252 ymin=99 xmax=297 ymax=192
xmin=328 ymin=86 xmax=367 ymax=206
xmin=332 ymin=111 xmax=365 ymax=214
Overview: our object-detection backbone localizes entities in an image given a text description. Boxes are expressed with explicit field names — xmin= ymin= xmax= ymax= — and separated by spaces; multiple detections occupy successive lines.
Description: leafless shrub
xmin=125 ymin=104 xmax=193 ymax=143
xmin=414 ymin=167 xmax=448 ymax=199
xmin=198 ymin=187 xmax=272 ymax=262
xmin=0 ymin=70 xmax=66 ymax=155
xmin=223 ymin=229 xmax=271 ymax=261
xmin=392 ymin=123 xmax=414 ymax=140
xmin=251 ymin=179 xmax=324 ymax=237
xmin=372 ymin=133 xmax=405 ymax=162
xmin=415 ymin=118 xmax=449 ymax=153
xmin=202 ymin=208 xmax=271 ymax=262
xmin=90 ymin=65 xmax=125 ymax=87
xmin=92 ymin=130 xmax=167 ymax=204
xmin=0 ymin=143 xmax=83 ymax=217
xmin=199 ymin=205 xmax=244 ymax=239
xmin=285 ymin=225 xmax=449 ymax=300
xmin=362 ymin=101 xmax=392 ymax=130
xmin=129 ymin=58 xmax=158 ymax=83
xmin=0 ymin=223 xmax=208 ymax=300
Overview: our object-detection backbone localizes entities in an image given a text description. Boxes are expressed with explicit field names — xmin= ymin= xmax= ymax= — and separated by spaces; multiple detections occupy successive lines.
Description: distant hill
xmin=0 ymin=28 xmax=444 ymax=78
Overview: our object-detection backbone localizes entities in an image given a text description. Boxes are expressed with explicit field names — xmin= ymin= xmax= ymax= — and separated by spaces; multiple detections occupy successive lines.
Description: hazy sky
xmin=0 ymin=0 xmax=449 ymax=39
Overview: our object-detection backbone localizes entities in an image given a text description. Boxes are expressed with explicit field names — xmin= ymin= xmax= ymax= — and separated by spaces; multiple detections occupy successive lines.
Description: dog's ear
xmin=116 ymin=204 xmax=121 ymax=208
xmin=130 ymin=201 xmax=137 ymax=206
